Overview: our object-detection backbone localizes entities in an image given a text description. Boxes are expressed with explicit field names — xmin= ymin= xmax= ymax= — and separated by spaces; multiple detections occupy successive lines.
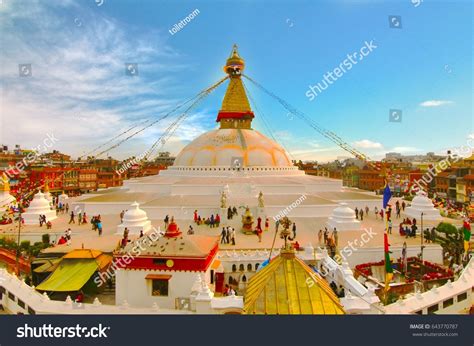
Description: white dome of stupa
xmin=174 ymin=129 xmax=291 ymax=168
xmin=327 ymin=203 xmax=361 ymax=231
xmin=22 ymin=192 xmax=57 ymax=225
xmin=116 ymin=201 xmax=152 ymax=235
xmin=405 ymin=192 xmax=441 ymax=221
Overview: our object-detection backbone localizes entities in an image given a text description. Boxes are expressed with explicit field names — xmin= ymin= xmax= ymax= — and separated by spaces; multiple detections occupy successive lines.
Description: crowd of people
xmin=192 ymin=211 xmax=221 ymax=228
xmin=220 ymin=226 xmax=236 ymax=245
xmin=318 ymin=227 xmax=338 ymax=257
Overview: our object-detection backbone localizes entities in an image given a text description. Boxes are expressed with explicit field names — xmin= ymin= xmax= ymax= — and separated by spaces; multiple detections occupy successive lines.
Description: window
xmin=153 ymin=259 xmax=167 ymax=266
xmin=247 ymin=264 xmax=252 ymax=272
xmin=8 ymin=292 xmax=15 ymax=302
xmin=17 ymin=299 xmax=25 ymax=309
xmin=457 ymin=292 xmax=467 ymax=302
xmin=242 ymin=275 xmax=247 ymax=282
xmin=232 ymin=264 xmax=237 ymax=272
xmin=443 ymin=298 xmax=454 ymax=308
xmin=152 ymin=279 xmax=169 ymax=297
xmin=427 ymin=304 xmax=438 ymax=314
xmin=239 ymin=264 xmax=245 ymax=272
xmin=255 ymin=263 xmax=260 ymax=271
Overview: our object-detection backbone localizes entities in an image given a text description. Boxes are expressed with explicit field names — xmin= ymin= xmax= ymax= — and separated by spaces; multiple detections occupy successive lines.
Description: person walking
xmin=388 ymin=219 xmax=392 ymax=234
xmin=120 ymin=210 xmax=125 ymax=223
xmin=355 ymin=207 xmax=359 ymax=220
xmin=264 ymin=218 xmax=269 ymax=232
xmin=78 ymin=212 xmax=82 ymax=225
xmin=69 ymin=211 xmax=75 ymax=224
xmin=231 ymin=228 xmax=236 ymax=245
xmin=292 ymin=222 xmax=296 ymax=238
xmin=226 ymin=226 xmax=231 ymax=244
xmin=318 ymin=229 xmax=323 ymax=245
xmin=164 ymin=215 xmax=169 ymax=229
xmin=333 ymin=228 xmax=338 ymax=247
xmin=365 ymin=206 xmax=369 ymax=217
xmin=97 ymin=221 xmax=103 ymax=236
xmin=220 ymin=227 xmax=227 ymax=244
xmin=374 ymin=206 xmax=378 ymax=220
xmin=359 ymin=209 xmax=364 ymax=221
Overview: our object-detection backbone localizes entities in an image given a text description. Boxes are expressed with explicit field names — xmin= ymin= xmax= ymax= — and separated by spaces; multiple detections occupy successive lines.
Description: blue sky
xmin=0 ymin=0 xmax=472 ymax=162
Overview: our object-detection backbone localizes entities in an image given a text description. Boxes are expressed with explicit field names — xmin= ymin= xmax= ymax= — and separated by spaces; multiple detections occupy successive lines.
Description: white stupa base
xmin=22 ymin=210 xmax=57 ymax=225
xmin=327 ymin=218 xmax=362 ymax=231
xmin=116 ymin=221 xmax=152 ymax=235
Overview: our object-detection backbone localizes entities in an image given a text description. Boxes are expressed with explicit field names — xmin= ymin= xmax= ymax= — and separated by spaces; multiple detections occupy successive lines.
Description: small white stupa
xmin=405 ymin=191 xmax=441 ymax=221
xmin=0 ymin=174 xmax=16 ymax=210
xmin=116 ymin=201 xmax=152 ymax=235
xmin=327 ymin=203 xmax=361 ymax=231
xmin=58 ymin=191 xmax=69 ymax=205
xmin=22 ymin=191 xmax=57 ymax=225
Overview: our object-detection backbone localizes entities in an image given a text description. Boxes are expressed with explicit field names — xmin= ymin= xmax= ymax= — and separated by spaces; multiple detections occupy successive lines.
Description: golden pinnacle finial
xmin=224 ymin=44 xmax=245 ymax=77
xmin=1 ymin=173 xmax=10 ymax=192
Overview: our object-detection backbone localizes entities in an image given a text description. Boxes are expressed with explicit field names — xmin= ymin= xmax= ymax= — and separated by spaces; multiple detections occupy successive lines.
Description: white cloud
xmin=419 ymin=100 xmax=454 ymax=107
xmin=389 ymin=146 xmax=420 ymax=153
xmin=0 ymin=0 xmax=198 ymax=160
xmin=353 ymin=139 xmax=383 ymax=149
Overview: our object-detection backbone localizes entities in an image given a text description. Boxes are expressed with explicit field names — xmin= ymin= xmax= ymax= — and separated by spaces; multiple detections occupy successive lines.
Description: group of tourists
xmin=399 ymin=217 xmax=418 ymax=238
xmin=226 ymin=206 xmax=238 ymax=220
xmin=318 ymin=227 xmax=338 ymax=257
xmin=220 ymin=226 xmax=236 ymax=245
xmin=38 ymin=214 xmax=52 ymax=229
xmin=68 ymin=211 xmax=88 ymax=225
xmin=223 ymin=284 xmax=236 ymax=296
xmin=192 ymin=210 xmax=221 ymax=228
xmin=57 ymin=228 xmax=72 ymax=245
xmin=56 ymin=202 xmax=69 ymax=215
xmin=91 ymin=215 xmax=103 ymax=235
xmin=354 ymin=206 xmax=368 ymax=220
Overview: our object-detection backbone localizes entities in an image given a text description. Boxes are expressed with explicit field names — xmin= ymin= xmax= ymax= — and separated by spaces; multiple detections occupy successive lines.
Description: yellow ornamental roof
xmin=220 ymin=77 xmax=252 ymax=113
xmin=244 ymin=253 xmax=345 ymax=315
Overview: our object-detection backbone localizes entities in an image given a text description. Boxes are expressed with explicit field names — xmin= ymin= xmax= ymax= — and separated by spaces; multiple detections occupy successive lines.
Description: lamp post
xmin=15 ymin=203 xmax=22 ymax=276
xmin=420 ymin=212 xmax=424 ymax=276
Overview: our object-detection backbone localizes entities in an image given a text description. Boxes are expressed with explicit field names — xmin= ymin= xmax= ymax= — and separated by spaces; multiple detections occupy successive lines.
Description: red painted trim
xmin=114 ymin=243 xmax=219 ymax=272
xmin=216 ymin=111 xmax=254 ymax=122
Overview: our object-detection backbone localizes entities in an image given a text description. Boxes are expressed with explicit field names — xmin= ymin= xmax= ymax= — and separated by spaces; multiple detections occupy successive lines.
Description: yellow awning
xmin=33 ymin=258 xmax=61 ymax=273
xmin=36 ymin=259 xmax=99 ymax=292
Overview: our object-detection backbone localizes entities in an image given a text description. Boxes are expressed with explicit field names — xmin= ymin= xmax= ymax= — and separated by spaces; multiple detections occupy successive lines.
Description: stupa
xmin=75 ymin=45 xmax=381 ymax=219
xmin=22 ymin=192 xmax=57 ymax=225
xmin=0 ymin=174 xmax=16 ymax=210
xmin=116 ymin=201 xmax=152 ymax=235
xmin=58 ymin=191 xmax=69 ymax=205
xmin=327 ymin=203 xmax=361 ymax=231
xmin=405 ymin=191 xmax=441 ymax=221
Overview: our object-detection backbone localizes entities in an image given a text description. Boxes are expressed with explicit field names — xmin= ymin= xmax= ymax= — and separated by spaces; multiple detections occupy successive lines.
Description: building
xmin=115 ymin=219 xmax=219 ymax=310
xmin=78 ymin=169 xmax=98 ymax=192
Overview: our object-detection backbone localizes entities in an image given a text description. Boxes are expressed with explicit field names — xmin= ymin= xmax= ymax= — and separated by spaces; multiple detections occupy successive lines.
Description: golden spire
xmin=1 ymin=173 xmax=10 ymax=192
xmin=217 ymin=44 xmax=254 ymax=129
